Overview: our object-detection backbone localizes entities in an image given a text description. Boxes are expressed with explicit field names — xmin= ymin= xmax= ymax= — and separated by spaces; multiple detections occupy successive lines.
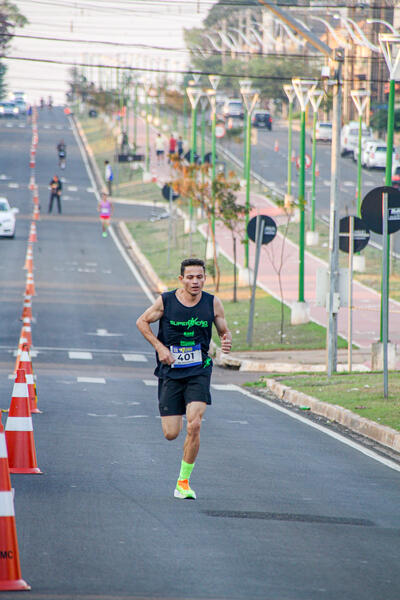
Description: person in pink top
xmin=97 ymin=192 xmax=113 ymax=238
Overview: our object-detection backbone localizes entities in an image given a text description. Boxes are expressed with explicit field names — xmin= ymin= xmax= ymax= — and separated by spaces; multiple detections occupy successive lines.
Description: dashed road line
xmin=143 ymin=379 xmax=157 ymax=386
xmin=122 ymin=353 xmax=148 ymax=362
xmin=212 ymin=384 xmax=238 ymax=391
xmin=77 ymin=377 xmax=106 ymax=384
xmin=68 ymin=351 xmax=93 ymax=360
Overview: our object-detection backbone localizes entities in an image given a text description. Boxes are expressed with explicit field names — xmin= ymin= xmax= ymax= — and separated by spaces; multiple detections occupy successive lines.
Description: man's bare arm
xmin=136 ymin=296 xmax=175 ymax=365
xmin=213 ymin=296 xmax=232 ymax=354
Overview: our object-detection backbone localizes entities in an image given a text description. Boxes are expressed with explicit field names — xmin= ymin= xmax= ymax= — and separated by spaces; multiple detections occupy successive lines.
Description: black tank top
xmin=155 ymin=290 xmax=214 ymax=379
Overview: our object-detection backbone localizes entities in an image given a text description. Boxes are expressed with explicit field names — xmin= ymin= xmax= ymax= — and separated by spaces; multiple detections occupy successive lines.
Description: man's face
xmin=179 ymin=266 xmax=205 ymax=297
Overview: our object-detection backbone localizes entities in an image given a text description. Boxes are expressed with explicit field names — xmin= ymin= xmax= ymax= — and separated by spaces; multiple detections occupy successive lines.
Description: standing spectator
xmin=48 ymin=175 xmax=62 ymax=214
xmin=104 ymin=160 xmax=113 ymax=196
xmin=155 ymin=133 xmax=165 ymax=166
xmin=168 ymin=133 xmax=177 ymax=162
xmin=177 ymin=136 xmax=184 ymax=158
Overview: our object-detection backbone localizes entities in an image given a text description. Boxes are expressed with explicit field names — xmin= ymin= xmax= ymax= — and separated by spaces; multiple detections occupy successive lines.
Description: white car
xmin=364 ymin=141 xmax=399 ymax=169
xmin=340 ymin=121 xmax=373 ymax=157
xmin=0 ymin=197 xmax=18 ymax=237
xmin=313 ymin=121 xmax=332 ymax=142
xmin=222 ymin=98 xmax=244 ymax=119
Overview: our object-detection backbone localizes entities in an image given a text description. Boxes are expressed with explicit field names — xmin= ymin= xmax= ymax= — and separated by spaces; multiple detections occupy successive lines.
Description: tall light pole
xmin=186 ymin=86 xmax=203 ymax=230
xmin=208 ymin=75 xmax=220 ymax=235
xmin=378 ymin=34 xmax=400 ymax=347
xmin=283 ymin=83 xmax=296 ymax=209
xmin=307 ymin=87 xmax=324 ymax=246
xmin=350 ymin=89 xmax=369 ymax=218
xmin=199 ymin=95 xmax=208 ymax=164
xmin=291 ymin=78 xmax=317 ymax=322
xmin=240 ymin=80 xmax=259 ymax=270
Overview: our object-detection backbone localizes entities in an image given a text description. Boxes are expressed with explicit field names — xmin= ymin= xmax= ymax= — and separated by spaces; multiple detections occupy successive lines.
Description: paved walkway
xmin=125 ymin=114 xmax=400 ymax=360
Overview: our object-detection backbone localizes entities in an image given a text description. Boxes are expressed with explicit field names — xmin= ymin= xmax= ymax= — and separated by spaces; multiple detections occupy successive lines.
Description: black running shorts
xmin=157 ymin=372 xmax=212 ymax=416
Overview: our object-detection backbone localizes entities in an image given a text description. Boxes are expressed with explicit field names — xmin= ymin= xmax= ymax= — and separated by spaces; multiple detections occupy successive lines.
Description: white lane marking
xmin=0 ymin=174 xmax=8 ymax=180
xmin=86 ymin=262 xmax=97 ymax=266
xmin=227 ymin=420 xmax=248 ymax=425
xmin=87 ymin=329 xmax=122 ymax=337
xmin=234 ymin=386 xmax=400 ymax=474
xmin=56 ymin=125 xmax=63 ymax=130
xmin=6 ymin=123 xmax=13 ymax=128
xmin=143 ymin=379 xmax=157 ymax=386
xmin=70 ymin=115 xmax=155 ymax=304
xmin=77 ymin=377 xmax=106 ymax=384
xmin=212 ymin=384 xmax=239 ymax=391
xmin=13 ymin=349 xmax=38 ymax=357
xmin=323 ymin=180 xmax=331 ymax=186
xmin=122 ymin=415 xmax=148 ymax=419
xmin=8 ymin=183 xmax=19 ymax=189
xmin=344 ymin=181 xmax=354 ymax=187
xmin=123 ymin=353 xmax=148 ymax=362
xmin=18 ymin=124 xmax=26 ymax=128
xmin=87 ymin=187 xmax=95 ymax=193
xmin=44 ymin=124 xmax=50 ymax=129
xmin=88 ymin=413 xmax=117 ymax=418
xmin=67 ymin=185 xmax=78 ymax=191
xmin=69 ymin=351 xmax=93 ymax=360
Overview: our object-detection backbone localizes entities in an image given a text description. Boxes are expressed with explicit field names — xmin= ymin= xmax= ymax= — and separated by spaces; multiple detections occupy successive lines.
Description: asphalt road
xmin=1 ymin=107 xmax=400 ymax=599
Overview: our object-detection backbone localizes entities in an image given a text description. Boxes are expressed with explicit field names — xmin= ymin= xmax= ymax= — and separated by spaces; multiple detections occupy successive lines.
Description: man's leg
xmin=57 ymin=195 xmax=61 ymax=214
xmin=161 ymin=415 xmax=182 ymax=441
xmin=175 ymin=401 xmax=206 ymax=500
xmin=48 ymin=194 xmax=54 ymax=213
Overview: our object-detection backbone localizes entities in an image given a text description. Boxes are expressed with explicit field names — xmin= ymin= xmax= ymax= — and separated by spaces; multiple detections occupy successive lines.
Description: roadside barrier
xmin=0 ymin=420 xmax=30 ymax=590
xmin=5 ymin=369 xmax=42 ymax=474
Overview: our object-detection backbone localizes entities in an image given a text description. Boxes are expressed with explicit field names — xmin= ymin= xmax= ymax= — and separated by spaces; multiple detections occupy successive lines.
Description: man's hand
xmin=220 ymin=332 xmax=232 ymax=354
xmin=157 ymin=344 xmax=176 ymax=366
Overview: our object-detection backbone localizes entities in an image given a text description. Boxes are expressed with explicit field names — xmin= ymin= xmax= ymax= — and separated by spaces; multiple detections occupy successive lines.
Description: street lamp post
xmin=133 ymin=79 xmax=138 ymax=152
xmin=283 ymin=83 xmax=296 ymax=210
xmin=186 ymin=86 xmax=203 ymax=240
xmin=240 ymin=79 xmax=259 ymax=270
xmin=307 ymin=88 xmax=324 ymax=246
xmin=199 ymin=95 xmax=208 ymax=164
xmin=350 ymin=89 xmax=369 ymax=218
xmin=208 ymin=75 xmax=220 ymax=235
xmin=291 ymin=78 xmax=317 ymax=323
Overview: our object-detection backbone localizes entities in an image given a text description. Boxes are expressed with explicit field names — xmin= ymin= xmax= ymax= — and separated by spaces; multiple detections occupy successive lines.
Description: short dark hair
xmin=180 ymin=258 xmax=205 ymax=276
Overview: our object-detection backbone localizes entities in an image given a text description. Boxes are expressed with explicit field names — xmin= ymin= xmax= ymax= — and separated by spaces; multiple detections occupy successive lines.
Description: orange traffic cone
xmin=151 ymin=168 xmax=157 ymax=183
xmin=315 ymin=162 xmax=320 ymax=177
xmin=28 ymin=223 xmax=37 ymax=243
xmin=23 ymin=244 xmax=33 ymax=271
xmin=0 ymin=420 xmax=31 ymax=590
xmin=21 ymin=318 xmax=32 ymax=348
xmin=29 ymin=176 xmax=35 ymax=191
xmin=33 ymin=204 xmax=40 ymax=221
xmin=25 ymin=272 xmax=35 ymax=296
xmin=16 ymin=345 xmax=40 ymax=414
xmin=21 ymin=296 xmax=32 ymax=320
xmin=5 ymin=369 xmax=42 ymax=474
xmin=291 ymin=149 xmax=296 ymax=162
xmin=14 ymin=334 xmax=29 ymax=373
xmin=274 ymin=139 xmax=279 ymax=152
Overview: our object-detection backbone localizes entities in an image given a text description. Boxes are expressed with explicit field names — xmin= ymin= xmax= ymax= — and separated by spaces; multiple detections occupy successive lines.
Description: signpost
xmin=246 ymin=215 xmax=277 ymax=345
xmin=361 ymin=185 xmax=400 ymax=398
xmin=339 ymin=216 xmax=370 ymax=371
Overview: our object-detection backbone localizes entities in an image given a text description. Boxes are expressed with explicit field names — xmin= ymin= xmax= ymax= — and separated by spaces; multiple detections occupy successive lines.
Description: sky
xmin=6 ymin=0 xmax=218 ymax=104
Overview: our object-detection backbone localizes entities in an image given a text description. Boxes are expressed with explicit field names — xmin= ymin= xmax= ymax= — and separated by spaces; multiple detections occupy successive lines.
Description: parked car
xmin=252 ymin=110 xmax=272 ymax=130
xmin=392 ymin=164 xmax=400 ymax=189
xmin=340 ymin=121 xmax=373 ymax=157
xmin=13 ymin=99 xmax=27 ymax=114
xmin=363 ymin=141 xmax=399 ymax=169
xmin=0 ymin=102 xmax=19 ymax=118
xmin=314 ymin=121 xmax=332 ymax=142
xmin=0 ymin=197 xmax=18 ymax=238
xmin=222 ymin=98 xmax=244 ymax=119
xmin=353 ymin=137 xmax=376 ymax=164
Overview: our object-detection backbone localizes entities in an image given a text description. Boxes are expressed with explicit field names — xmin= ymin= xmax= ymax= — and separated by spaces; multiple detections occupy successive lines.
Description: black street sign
xmin=247 ymin=215 xmax=277 ymax=245
xmin=339 ymin=216 xmax=370 ymax=254
xmin=161 ymin=184 xmax=179 ymax=202
xmin=361 ymin=185 xmax=400 ymax=235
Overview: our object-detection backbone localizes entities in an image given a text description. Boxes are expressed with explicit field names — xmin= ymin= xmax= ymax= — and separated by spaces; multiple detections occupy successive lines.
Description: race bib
xmin=170 ymin=344 xmax=202 ymax=368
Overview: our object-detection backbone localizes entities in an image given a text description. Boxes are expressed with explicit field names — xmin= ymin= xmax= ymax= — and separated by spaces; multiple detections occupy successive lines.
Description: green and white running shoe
xmin=174 ymin=479 xmax=196 ymax=500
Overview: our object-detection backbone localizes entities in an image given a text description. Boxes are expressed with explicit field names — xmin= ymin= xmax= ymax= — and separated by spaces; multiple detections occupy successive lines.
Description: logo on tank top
xmin=170 ymin=317 xmax=208 ymax=328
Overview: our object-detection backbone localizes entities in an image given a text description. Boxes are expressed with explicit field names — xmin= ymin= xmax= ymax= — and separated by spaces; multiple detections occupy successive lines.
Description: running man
xmin=136 ymin=258 xmax=232 ymax=500
xmin=97 ymin=192 xmax=113 ymax=237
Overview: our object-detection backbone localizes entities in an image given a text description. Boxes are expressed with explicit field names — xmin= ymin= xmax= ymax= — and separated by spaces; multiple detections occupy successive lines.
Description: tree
xmin=0 ymin=2 xmax=28 ymax=100
xmin=213 ymin=172 xmax=244 ymax=302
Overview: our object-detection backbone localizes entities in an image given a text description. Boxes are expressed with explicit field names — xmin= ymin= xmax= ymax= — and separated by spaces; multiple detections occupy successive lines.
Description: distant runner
xmin=136 ymin=258 xmax=232 ymax=500
xmin=97 ymin=192 xmax=113 ymax=237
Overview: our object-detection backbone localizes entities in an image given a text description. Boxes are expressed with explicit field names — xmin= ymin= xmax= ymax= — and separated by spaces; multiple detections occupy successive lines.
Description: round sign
xmin=247 ymin=215 xmax=277 ymax=245
xmin=339 ymin=216 xmax=370 ymax=254
xmin=361 ymin=186 xmax=400 ymax=235
xmin=215 ymin=124 xmax=226 ymax=138
xmin=161 ymin=184 xmax=179 ymax=202
xmin=295 ymin=153 xmax=312 ymax=170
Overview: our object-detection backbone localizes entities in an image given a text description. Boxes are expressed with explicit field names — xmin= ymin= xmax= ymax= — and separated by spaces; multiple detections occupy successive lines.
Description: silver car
xmin=0 ymin=197 xmax=18 ymax=237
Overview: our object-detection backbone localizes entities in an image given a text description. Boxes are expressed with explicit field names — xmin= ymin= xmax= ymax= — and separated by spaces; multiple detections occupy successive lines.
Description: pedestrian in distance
xmin=104 ymin=160 xmax=113 ymax=196
xmin=48 ymin=175 xmax=62 ymax=214
xmin=177 ymin=135 xmax=184 ymax=158
xmin=57 ymin=139 xmax=66 ymax=169
xmin=155 ymin=133 xmax=165 ymax=166
xmin=136 ymin=258 xmax=232 ymax=500
xmin=168 ymin=133 xmax=177 ymax=163
xmin=97 ymin=192 xmax=113 ymax=238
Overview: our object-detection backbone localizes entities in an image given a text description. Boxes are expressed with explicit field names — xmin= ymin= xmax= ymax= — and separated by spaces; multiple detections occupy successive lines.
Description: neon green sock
xmin=178 ymin=460 xmax=194 ymax=481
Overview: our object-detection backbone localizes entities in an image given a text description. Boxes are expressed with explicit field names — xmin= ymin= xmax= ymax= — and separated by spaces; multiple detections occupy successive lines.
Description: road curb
xmin=260 ymin=378 xmax=400 ymax=454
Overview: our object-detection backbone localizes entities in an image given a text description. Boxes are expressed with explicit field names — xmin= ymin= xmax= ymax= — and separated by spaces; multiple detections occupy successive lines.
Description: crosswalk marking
xmin=123 ymin=353 xmax=148 ymax=362
xmin=143 ymin=379 xmax=157 ymax=386
xmin=68 ymin=351 xmax=93 ymax=360
xmin=77 ymin=377 xmax=106 ymax=384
